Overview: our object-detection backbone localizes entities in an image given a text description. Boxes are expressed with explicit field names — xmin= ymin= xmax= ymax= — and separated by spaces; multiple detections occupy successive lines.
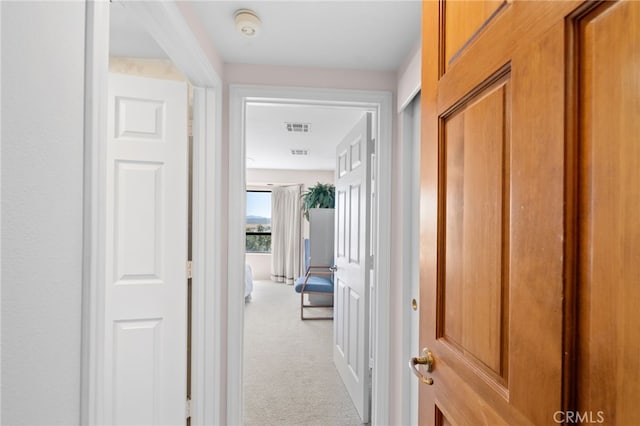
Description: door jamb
xmin=399 ymin=92 xmax=421 ymax=426
xmin=82 ymin=2 xmax=223 ymax=425
xmin=228 ymin=85 xmax=393 ymax=425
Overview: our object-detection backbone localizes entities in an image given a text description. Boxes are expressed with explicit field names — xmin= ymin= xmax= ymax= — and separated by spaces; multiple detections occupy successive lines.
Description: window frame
xmin=245 ymin=189 xmax=272 ymax=253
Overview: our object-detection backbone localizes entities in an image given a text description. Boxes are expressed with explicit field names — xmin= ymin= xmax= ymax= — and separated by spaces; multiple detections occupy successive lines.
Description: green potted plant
xmin=301 ymin=182 xmax=335 ymax=220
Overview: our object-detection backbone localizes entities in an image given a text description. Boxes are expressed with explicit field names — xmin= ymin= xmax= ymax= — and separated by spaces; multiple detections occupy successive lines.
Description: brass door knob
xmin=409 ymin=348 xmax=435 ymax=385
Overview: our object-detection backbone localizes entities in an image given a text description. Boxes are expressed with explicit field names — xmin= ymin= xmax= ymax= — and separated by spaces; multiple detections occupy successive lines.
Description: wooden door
xmin=575 ymin=2 xmax=640 ymax=424
xmin=105 ymin=73 xmax=188 ymax=425
xmin=334 ymin=112 xmax=373 ymax=423
xmin=418 ymin=0 xmax=640 ymax=424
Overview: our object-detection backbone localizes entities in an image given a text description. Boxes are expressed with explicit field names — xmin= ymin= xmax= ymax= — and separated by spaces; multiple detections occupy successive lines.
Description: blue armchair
xmin=294 ymin=239 xmax=334 ymax=320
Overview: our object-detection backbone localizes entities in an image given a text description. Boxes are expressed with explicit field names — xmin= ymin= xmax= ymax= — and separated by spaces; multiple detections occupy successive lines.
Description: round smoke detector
xmin=234 ymin=9 xmax=261 ymax=37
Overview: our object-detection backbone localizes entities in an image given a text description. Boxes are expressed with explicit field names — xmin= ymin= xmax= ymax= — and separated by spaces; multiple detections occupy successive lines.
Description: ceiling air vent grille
xmin=285 ymin=122 xmax=310 ymax=133
xmin=290 ymin=149 xmax=309 ymax=156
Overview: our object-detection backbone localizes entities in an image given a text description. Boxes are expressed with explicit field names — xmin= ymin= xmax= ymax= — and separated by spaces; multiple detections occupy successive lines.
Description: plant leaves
xmin=301 ymin=182 xmax=335 ymax=219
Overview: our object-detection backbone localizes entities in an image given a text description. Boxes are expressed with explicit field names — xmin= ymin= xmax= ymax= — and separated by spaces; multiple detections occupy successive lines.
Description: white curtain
xmin=270 ymin=185 xmax=303 ymax=284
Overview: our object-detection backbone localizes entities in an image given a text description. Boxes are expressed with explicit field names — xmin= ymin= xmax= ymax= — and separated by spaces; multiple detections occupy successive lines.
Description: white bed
xmin=245 ymin=263 xmax=254 ymax=301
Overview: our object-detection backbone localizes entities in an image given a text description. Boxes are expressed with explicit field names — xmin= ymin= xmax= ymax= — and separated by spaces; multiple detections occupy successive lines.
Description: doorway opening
xmin=227 ymin=85 xmax=393 ymax=425
xmin=83 ymin=2 xmax=223 ymax=424
xmin=242 ymin=102 xmax=373 ymax=424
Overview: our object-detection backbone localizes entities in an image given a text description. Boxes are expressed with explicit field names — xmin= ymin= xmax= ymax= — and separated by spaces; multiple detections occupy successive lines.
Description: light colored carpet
xmin=243 ymin=280 xmax=364 ymax=426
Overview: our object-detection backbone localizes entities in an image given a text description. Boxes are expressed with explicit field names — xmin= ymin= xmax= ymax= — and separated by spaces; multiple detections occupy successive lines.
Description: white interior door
xmin=104 ymin=73 xmax=188 ymax=425
xmin=334 ymin=112 xmax=373 ymax=423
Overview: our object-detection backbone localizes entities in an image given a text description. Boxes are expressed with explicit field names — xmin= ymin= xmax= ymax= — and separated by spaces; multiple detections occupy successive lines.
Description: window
xmin=246 ymin=190 xmax=271 ymax=253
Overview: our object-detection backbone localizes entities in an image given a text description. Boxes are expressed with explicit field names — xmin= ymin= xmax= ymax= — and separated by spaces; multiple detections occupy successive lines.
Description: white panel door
xmin=104 ymin=73 xmax=188 ymax=425
xmin=334 ymin=112 xmax=372 ymax=423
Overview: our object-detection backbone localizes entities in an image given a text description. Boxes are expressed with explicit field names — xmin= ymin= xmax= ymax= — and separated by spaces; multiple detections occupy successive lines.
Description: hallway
xmin=243 ymin=280 xmax=362 ymax=426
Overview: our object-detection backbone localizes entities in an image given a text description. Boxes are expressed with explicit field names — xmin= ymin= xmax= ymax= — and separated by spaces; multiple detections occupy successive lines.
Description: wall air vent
xmin=285 ymin=122 xmax=310 ymax=133
xmin=290 ymin=149 xmax=309 ymax=156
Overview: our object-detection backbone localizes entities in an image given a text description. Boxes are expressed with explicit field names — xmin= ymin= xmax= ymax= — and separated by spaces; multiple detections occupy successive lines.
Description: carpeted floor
xmin=243 ymin=280 xmax=364 ymax=426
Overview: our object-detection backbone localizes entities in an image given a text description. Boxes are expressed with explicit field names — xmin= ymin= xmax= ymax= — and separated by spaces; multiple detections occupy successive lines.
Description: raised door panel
xmin=577 ymin=2 xmax=640 ymax=423
xmin=336 ymin=278 xmax=348 ymax=356
xmin=336 ymin=189 xmax=347 ymax=259
xmin=113 ymin=319 xmax=163 ymax=425
xmin=350 ymin=136 xmax=363 ymax=171
xmin=115 ymin=97 xmax=165 ymax=141
xmin=338 ymin=148 xmax=348 ymax=178
xmin=115 ymin=161 xmax=164 ymax=284
xmin=347 ymin=288 xmax=361 ymax=378
xmin=435 ymin=407 xmax=453 ymax=426
xmin=443 ymin=0 xmax=506 ymax=71
xmin=349 ymin=184 xmax=361 ymax=264
xmin=441 ymin=79 xmax=510 ymax=385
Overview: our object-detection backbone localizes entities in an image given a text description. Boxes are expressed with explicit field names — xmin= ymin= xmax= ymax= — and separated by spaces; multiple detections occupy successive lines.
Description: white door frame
xmin=399 ymin=91 xmax=421 ymax=426
xmin=228 ymin=85 xmax=393 ymax=425
xmin=82 ymin=2 xmax=223 ymax=424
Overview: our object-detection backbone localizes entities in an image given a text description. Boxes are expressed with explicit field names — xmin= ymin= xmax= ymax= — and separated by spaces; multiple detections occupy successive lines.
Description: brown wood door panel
xmin=437 ymin=1 xmax=581 ymax=112
xmin=435 ymin=407 xmax=452 ymax=426
xmin=420 ymin=1 xmax=580 ymax=425
xmin=440 ymin=75 xmax=511 ymax=387
xmin=437 ymin=28 xmax=565 ymax=424
xmin=576 ymin=2 xmax=640 ymax=424
xmin=432 ymin=356 xmax=531 ymax=425
xmin=437 ymin=5 xmax=515 ymax=112
xmin=421 ymin=0 xmax=640 ymax=424
xmin=442 ymin=0 xmax=507 ymax=71
xmin=508 ymin=20 xmax=567 ymax=424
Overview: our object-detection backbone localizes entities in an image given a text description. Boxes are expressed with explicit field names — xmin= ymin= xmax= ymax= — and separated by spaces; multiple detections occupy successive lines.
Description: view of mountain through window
xmin=246 ymin=191 xmax=271 ymax=253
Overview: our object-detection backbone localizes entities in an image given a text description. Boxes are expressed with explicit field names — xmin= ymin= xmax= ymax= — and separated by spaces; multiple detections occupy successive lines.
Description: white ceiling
xmin=110 ymin=2 xmax=168 ymax=59
xmin=246 ymin=103 xmax=366 ymax=170
xmin=109 ymin=1 xmax=421 ymax=170
xmin=189 ymin=0 xmax=421 ymax=71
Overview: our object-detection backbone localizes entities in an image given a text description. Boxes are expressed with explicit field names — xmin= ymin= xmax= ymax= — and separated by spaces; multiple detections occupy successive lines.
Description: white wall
xmin=245 ymin=168 xmax=334 ymax=280
xmin=245 ymin=252 xmax=271 ymax=281
xmin=175 ymin=2 xmax=225 ymax=80
xmin=0 ymin=3 xmax=417 ymax=423
xmin=225 ymin=62 xmax=397 ymax=92
xmin=247 ymin=168 xmax=334 ymax=189
xmin=397 ymin=40 xmax=422 ymax=113
xmin=1 ymin=2 xmax=86 ymax=424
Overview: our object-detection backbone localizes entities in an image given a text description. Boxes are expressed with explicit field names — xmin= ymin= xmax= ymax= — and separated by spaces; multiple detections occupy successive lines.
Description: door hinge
xmin=186 ymin=397 xmax=192 ymax=419
xmin=186 ymin=260 xmax=193 ymax=280
xmin=369 ymin=137 xmax=376 ymax=154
